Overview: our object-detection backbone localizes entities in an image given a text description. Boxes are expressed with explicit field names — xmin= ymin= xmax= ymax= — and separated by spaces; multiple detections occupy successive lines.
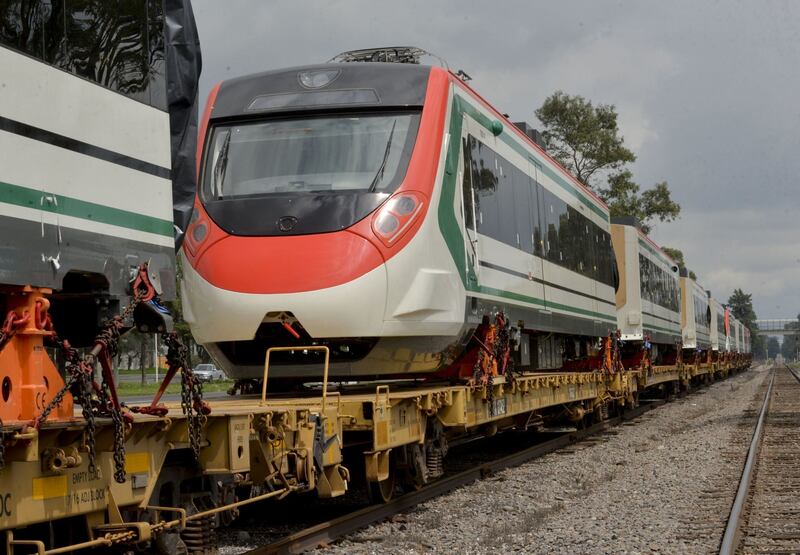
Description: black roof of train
xmin=212 ymin=63 xmax=433 ymax=119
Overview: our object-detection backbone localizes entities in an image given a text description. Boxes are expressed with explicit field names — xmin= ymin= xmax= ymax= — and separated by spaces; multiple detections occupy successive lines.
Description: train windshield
xmin=203 ymin=112 xmax=420 ymax=200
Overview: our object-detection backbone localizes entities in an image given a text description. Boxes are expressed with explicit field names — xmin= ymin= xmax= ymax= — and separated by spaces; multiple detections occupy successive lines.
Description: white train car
xmin=0 ymin=2 xmax=177 ymax=344
xmin=609 ymin=217 xmax=681 ymax=367
xmin=732 ymin=316 xmax=742 ymax=354
xmin=709 ymin=296 xmax=727 ymax=353
xmin=679 ymin=270 xmax=711 ymax=358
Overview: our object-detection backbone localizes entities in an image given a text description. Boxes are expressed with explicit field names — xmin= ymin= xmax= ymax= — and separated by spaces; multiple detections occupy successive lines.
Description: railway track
xmin=720 ymin=364 xmax=800 ymax=555
xmin=240 ymin=400 xmax=664 ymax=555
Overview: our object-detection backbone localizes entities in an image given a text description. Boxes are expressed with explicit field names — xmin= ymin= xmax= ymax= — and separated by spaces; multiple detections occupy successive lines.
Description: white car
xmin=193 ymin=363 xmax=226 ymax=382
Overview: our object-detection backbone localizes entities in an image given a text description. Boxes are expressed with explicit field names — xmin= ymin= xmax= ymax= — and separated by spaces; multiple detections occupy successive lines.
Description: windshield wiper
xmin=367 ymin=119 xmax=397 ymax=192
xmin=213 ymin=130 xmax=232 ymax=198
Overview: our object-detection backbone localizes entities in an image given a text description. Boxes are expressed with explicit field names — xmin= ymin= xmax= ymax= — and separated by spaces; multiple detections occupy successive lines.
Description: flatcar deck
xmin=2 ymin=359 xmax=746 ymax=554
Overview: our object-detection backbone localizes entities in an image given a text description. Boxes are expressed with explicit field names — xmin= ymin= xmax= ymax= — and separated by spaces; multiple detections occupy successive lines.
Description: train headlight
xmin=192 ymin=222 xmax=208 ymax=243
xmin=184 ymin=217 xmax=209 ymax=256
xmin=371 ymin=191 xmax=424 ymax=247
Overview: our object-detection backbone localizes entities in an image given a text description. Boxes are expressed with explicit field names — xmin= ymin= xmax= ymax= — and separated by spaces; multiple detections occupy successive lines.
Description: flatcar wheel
xmin=367 ymin=472 xmax=396 ymax=504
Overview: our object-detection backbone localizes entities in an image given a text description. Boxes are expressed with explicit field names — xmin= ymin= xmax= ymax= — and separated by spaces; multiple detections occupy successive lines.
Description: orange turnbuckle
xmin=0 ymin=286 xmax=73 ymax=424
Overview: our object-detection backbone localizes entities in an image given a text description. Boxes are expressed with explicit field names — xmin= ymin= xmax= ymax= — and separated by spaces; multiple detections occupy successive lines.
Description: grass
xmin=118 ymin=367 xmax=161 ymax=375
xmin=117 ymin=380 xmax=233 ymax=397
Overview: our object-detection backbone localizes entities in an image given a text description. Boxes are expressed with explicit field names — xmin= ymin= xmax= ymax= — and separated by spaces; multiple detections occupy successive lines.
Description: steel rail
xmin=248 ymin=400 xmax=664 ymax=555
xmin=786 ymin=363 xmax=800 ymax=384
xmin=719 ymin=368 xmax=776 ymax=555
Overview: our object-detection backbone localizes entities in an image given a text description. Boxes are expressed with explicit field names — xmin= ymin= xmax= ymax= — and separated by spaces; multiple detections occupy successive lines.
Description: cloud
xmin=650 ymin=207 xmax=800 ymax=318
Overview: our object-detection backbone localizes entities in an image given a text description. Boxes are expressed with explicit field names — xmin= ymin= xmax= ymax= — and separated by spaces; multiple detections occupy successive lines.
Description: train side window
xmin=495 ymin=156 xmax=518 ymax=247
xmin=549 ymin=192 xmax=568 ymax=265
xmin=531 ymin=178 xmax=543 ymax=256
xmin=471 ymin=138 xmax=501 ymax=241
xmin=512 ymin=163 xmax=533 ymax=253
xmin=0 ymin=0 xmax=47 ymax=57
xmin=461 ymin=137 xmax=476 ymax=230
xmin=0 ymin=0 xmax=168 ymax=110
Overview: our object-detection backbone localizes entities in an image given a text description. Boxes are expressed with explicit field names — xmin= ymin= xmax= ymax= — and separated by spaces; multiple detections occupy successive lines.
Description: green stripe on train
xmin=0 ymin=181 xmax=173 ymax=237
xmin=476 ymin=285 xmax=617 ymax=323
xmin=438 ymin=94 xmax=615 ymax=324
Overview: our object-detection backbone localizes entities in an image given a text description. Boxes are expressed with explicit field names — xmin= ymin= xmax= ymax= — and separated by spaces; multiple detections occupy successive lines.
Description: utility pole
xmin=154 ymin=333 xmax=159 ymax=382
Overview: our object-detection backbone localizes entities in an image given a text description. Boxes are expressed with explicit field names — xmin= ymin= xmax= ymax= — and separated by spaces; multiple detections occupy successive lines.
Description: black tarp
xmin=165 ymin=0 xmax=202 ymax=249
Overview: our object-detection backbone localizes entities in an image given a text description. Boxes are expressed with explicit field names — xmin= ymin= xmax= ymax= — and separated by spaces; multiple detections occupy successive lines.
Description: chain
xmin=0 ymin=313 xmax=16 ymax=353
xmin=26 ymin=263 xmax=207 ymax=478
xmin=34 ymin=263 xmax=156 ymax=480
xmin=163 ymin=331 xmax=208 ymax=459
xmin=99 ymin=379 xmax=127 ymax=483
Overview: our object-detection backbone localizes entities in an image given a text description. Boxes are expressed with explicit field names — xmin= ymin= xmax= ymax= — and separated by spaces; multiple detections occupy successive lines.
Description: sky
xmin=192 ymin=0 xmax=800 ymax=319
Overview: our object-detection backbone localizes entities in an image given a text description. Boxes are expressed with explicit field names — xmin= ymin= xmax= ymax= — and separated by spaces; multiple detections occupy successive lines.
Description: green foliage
xmin=535 ymin=91 xmax=635 ymax=185
xmin=780 ymin=314 xmax=800 ymax=360
xmin=535 ymin=91 xmax=680 ymax=235
xmin=661 ymin=246 xmax=696 ymax=280
xmin=600 ymin=171 xmax=680 ymax=234
xmin=727 ymin=289 xmax=757 ymax=329
xmin=727 ymin=288 xmax=766 ymax=358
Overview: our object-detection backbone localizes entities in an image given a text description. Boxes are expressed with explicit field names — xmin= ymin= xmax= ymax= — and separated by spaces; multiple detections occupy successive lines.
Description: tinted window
xmin=512 ymin=163 xmax=533 ymax=252
xmin=465 ymin=134 xmax=615 ymax=287
xmin=0 ymin=0 xmax=167 ymax=110
xmin=693 ymin=295 xmax=709 ymax=329
xmin=545 ymin=189 xmax=568 ymax=265
xmin=204 ymin=113 xmax=420 ymax=199
xmin=462 ymin=137 xmax=476 ymax=229
xmin=495 ymin=156 xmax=517 ymax=246
xmin=470 ymin=136 xmax=501 ymax=241
xmin=639 ymin=253 xmax=679 ymax=312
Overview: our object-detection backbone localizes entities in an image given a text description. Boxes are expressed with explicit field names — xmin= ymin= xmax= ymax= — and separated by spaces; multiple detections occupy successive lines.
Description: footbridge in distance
xmin=755 ymin=319 xmax=800 ymax=336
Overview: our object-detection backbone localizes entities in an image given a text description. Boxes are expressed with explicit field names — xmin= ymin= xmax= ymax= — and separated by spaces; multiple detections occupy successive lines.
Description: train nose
xmin=192 ymin=229 xmax=385 ymax=295
xmin=181 ymin=230 xmax=388 ymax=345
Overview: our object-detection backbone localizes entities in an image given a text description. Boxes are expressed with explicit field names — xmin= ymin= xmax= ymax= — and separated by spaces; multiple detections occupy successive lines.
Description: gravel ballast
xmin=317 ymin=367 xmax=768 ymax=555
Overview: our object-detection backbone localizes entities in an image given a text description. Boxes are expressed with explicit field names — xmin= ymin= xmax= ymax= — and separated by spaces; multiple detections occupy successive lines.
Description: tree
xmin=600 ymin=171 xmax=680 ymax=234
xmin=780 ymin=315 xmax=800 ymax=361
xmin=661 ymin=246 xmax=697 ymax=280
xmin=535 ymin=91 xmax=680 ymax=235
xmin=535 ymin=91 xmax=635 ymax=185
xmin=727 ymin=288 xmax=766 ymax=358
xmin=766 ymin=337 xmax=780 ymax=359
xmin=727 ymin=289 xmax=757 ymax=328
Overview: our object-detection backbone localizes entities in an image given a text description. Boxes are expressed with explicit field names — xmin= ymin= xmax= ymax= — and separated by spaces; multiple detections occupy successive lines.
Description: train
xmin=0 ymin=33 xmax=754 ymax=552
xmin=180 ymin=46 xmax=751 ymax=383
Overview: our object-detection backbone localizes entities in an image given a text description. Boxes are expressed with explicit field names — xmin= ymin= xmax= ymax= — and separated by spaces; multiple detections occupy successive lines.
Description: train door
xmin=528 ymin=157 xmax=547 ymax=309
xmin=460 ymin=133 xmax=480 ymax=286
xmin=460 ymin=117 xmax=502 ymax=289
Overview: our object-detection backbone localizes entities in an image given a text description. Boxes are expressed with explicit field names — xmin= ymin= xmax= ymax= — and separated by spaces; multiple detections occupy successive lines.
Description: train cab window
xmin=204 ymin=112 xmax=421 ymax=199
